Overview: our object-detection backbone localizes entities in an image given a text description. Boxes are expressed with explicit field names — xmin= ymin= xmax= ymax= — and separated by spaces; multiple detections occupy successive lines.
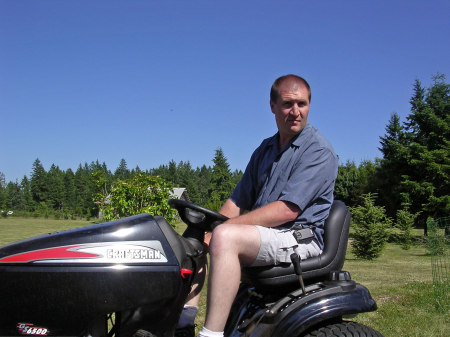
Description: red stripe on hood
xmin=0 ymin=245 xmax=99 ymax=263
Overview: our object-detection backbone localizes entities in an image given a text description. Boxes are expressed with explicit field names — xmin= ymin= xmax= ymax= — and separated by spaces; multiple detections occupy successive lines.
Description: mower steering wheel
xmin=168 ymin=199 xmax=228 ymax=231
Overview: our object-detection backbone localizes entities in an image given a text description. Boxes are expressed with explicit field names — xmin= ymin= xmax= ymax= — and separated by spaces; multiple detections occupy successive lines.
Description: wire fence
xmin=427 ymin=216 xmax=449 ymax=312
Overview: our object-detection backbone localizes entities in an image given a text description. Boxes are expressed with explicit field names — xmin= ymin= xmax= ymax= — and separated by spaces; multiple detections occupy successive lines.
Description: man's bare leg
xmin=203 ymin=223 xmax=261 ymax=332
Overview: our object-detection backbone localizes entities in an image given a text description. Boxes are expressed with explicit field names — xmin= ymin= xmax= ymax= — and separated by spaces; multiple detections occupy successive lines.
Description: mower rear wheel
xmin=301 ymin=321 xmax=384 ymax=337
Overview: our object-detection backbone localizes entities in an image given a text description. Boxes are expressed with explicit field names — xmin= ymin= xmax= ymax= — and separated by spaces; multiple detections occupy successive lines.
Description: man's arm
xmin=221 ymin=199 xmax=300 ymax=228
xmin=219 ymin=198 xmax=243 ymax=219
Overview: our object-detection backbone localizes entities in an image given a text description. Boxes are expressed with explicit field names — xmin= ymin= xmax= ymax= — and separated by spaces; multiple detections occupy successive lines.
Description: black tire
xmin=302 ymin=321 xmax=384 ymax=337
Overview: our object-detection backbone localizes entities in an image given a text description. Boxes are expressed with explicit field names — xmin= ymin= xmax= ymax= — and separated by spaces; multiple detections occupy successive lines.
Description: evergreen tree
xmin=114 ymin=158 xmax=131 ymax=180
xmin=197 ymin=165 xmax=212 ymax=206
xmin=334 ymin=161 xmax=358 ymax=206
xmin=376 ymin=112 xmax=408 ymax=217
xmin=47 ymin=164 xmax=65 ymax=210
xmin=0 ymin=172 xmax=6 ymax=209
xmin=208 ymin=148 xmax=234 ymax=210
xmin=30 ymin=159 xmax=48 ymax=205
xmin=376 ymin=75 xmax=449 ymax=229
xmin=351 ymin=193 xmax=391 ymax=260
xmin=64 ymin=168 xmax=77 ymax=213
xmin=401 ymin=75 xmax=450 ymax=223
xmin=20 ymin=176 xmax=34 ymax=211
xmin=6 ymin=181 xmax=25 ymax=210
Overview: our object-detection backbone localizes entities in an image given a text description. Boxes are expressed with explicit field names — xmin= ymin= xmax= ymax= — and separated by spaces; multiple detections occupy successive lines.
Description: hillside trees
xmin=0 ymin=151 xmax=243 ymax=218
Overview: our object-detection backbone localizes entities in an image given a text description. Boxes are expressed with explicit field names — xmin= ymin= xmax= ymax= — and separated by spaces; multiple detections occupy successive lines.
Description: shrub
xmin=395 ymin=206 xmax=419 ymax=250
xmin=94 ymin=172 xmax=178 ymax=227
xmin=351 ymin=193 xmax=391 ymax=260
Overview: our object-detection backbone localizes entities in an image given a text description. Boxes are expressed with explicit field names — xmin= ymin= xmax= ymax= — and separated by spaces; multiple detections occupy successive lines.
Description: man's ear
xmin=270 ymin=100 xmax=275 ymax=114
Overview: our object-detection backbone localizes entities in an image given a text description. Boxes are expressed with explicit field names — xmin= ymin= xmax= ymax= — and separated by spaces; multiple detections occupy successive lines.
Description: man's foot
xmin=174 ymin=325 xmax=195 ymax=337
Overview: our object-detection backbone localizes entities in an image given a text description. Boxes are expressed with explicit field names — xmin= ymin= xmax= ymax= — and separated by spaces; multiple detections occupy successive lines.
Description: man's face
xmin=270 ymin=80 xmax=310 ymax=142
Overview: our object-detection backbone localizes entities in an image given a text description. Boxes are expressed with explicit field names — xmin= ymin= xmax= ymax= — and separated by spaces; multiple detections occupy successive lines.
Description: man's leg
xmin=203 ymin=223 xmax=261 ymax=333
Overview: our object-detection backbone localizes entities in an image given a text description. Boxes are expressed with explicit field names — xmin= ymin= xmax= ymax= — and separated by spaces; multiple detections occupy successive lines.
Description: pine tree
xmin=114 ymin=158 xmax=131 ymax=180
xmin=47 ymin=164 xmax=65 ymax=210
xmin=20 ymin=176 xmax=34 ymax=211
xmin=0 ymin=172 xmax=6 ymax=209
xmin=351 ymin=193 xmax=391 ymax=260
xmin=376 ymin=112 xmax=408 ymax=217
xmin=401 ymin=75 xmax=450 ymax=222
xmin=208 ymin=148 xmax=234 ymax=210
xmin=30 ymin=159 xmax=48 ymax=205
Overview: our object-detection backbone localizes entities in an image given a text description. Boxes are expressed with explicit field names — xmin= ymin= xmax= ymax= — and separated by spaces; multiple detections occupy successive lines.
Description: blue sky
xmin=1 ymin=0 xmax=449 ymax=183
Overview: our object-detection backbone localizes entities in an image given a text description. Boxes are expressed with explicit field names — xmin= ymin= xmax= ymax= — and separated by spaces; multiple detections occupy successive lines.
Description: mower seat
xmin=241 ymin=200 xmax=350 ymax=288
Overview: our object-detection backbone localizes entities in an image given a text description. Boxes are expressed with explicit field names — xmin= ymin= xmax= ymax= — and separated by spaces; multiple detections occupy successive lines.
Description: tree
xmin=6 ymin=181 xmax=25 ymax=210
xmin=0 ymin=172 xmax=6 ymax=209
xmin=376 ymin=112 xmax=408 ymax=217
xmin=20 ymin=176 xmax=34 ymax=212
xmin=208 ymin=148 xmax=234 ymax=210
xmin=376 ymin=75 xmax=449 ymax=230
xmin=30 ymin=159 xmax=48 ymax=205
xmin=63 ymin=168 xmax=77 ymax=214
xmin=351 ymin=193 xmax=391 ymax=260
xmin=334 ymin=161 xmax=378 ymax=207
xmin=94 ymin=172 xmax=177 ymax=226
xmin=395 ymin=205 xmax=419 ymax=250
xmin=335 ymin=161 xmax=359 ymax=206
xmin=401 ymin=75 xmax=450 ymax=224
xmin=47 ymin=164 xmax=65 ymax=210
xmin=114 ymin=158 xmax=131 ymax=180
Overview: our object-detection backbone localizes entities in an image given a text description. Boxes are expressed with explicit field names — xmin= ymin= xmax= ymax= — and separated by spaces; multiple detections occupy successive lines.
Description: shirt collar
xmin=268 ymin=123 xmax=311 ymax=152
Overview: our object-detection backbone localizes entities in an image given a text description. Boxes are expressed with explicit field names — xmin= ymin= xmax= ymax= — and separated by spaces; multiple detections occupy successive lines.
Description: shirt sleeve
xmin=279 ymin=145 xmax=338 ymax=212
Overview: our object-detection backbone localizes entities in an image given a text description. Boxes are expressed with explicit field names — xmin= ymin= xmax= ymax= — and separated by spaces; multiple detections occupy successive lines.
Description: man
xmin=177 ymin=74 xmax=338 ymax=337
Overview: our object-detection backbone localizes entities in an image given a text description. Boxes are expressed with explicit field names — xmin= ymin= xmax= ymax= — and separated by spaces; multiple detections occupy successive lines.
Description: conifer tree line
xmin=0 ymin=149 xmax=242 ymax=219
xmin=0 ymin=76 xmax=448 ymax=228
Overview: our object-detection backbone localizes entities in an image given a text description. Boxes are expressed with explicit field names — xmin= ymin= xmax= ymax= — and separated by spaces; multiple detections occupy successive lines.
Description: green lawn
xmin=1 ymin=217 xmax=448 ymax=337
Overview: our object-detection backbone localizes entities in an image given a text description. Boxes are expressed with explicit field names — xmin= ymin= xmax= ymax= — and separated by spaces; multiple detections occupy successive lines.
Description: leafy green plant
xmin=94 ymin=172 xmax=178 ymax=226
xmin=351 ymin=193 xmax=391 ymax=260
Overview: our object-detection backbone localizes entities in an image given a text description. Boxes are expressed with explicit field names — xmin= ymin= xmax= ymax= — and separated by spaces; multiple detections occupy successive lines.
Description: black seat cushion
xmin=241 ymin=200 xmax=350 ymax=288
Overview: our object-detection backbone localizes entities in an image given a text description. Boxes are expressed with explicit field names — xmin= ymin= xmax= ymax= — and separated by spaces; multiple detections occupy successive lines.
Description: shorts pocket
xmin=275 ymin=230 xmax=299 ymax=264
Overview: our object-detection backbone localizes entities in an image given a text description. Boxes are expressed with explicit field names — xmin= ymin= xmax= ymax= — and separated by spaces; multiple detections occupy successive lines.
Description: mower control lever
xmin=290 ymin=252 xmax=306 ymax=295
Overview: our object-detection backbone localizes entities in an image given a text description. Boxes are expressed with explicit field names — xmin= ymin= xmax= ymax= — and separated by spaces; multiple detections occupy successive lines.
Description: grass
xmin=1 ymin=218 xmax=448 ymax=336
xmin=344 ymin=242 xmax=448 ymax=337
xmin=0 ymin=216 xmax=93 ymax=246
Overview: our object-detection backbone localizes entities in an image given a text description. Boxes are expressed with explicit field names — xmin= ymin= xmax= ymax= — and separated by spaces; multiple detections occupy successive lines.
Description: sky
xmin=1 ymin=0 xmax=449 ymax=183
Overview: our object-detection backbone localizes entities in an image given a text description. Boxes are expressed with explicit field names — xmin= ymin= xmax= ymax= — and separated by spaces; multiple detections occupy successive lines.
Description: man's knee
xmin=209 ymin=224 xmax=239 ymax=256
xmin=209 ymin=224 xmax=260 ymax=260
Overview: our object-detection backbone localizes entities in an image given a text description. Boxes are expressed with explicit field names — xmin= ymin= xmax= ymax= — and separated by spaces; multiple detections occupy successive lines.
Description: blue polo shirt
xmin=230 ymin=123 xmax=338 ymax=249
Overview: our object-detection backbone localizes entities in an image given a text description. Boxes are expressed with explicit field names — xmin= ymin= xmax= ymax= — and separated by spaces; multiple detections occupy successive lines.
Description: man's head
xmin=270 ymin=75 xmax=311 ymax=145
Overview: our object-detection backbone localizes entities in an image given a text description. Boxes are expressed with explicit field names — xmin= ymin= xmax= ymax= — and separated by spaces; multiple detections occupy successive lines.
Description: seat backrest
xmin=241 ymin=200 xmax=351 ymax=288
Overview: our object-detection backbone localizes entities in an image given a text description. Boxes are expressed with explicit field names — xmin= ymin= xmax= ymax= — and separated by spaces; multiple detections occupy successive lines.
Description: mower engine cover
xmin=0 ymin=214 xmax=192 ymax=336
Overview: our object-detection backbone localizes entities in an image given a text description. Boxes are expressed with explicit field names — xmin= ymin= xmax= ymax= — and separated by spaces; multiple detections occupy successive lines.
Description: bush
xmin=395 ymin=206 xmax=419 ymax=250
xmin=94 ymin=172 xmax=178 ymax=227
xmin=351 ymin=193 xmax=391 ymax=260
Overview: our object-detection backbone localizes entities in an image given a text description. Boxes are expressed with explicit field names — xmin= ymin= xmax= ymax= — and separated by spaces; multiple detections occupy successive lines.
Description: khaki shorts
xmin=251 ymin=226 xmax=322 ymax=267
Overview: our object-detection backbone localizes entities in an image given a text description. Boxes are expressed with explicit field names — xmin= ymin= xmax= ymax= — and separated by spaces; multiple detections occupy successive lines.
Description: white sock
xmin=198 ymin=327 xmax=224 ymax=337
xmin=177 ymin=305 xmax=198 ymax=328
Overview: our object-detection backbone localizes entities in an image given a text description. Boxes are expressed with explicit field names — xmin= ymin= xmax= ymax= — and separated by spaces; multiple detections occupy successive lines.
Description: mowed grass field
xmin=1 ymin=217 xmax=448 ymax=337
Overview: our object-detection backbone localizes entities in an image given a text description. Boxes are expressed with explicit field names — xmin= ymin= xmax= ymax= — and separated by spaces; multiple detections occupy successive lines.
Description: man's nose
xmin=290 ymin=104 xmax=301 ymax=116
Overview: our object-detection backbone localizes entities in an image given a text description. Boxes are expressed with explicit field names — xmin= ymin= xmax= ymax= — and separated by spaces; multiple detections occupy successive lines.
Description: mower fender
xmin=271 ymin=284 xmax=377 ymax=337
